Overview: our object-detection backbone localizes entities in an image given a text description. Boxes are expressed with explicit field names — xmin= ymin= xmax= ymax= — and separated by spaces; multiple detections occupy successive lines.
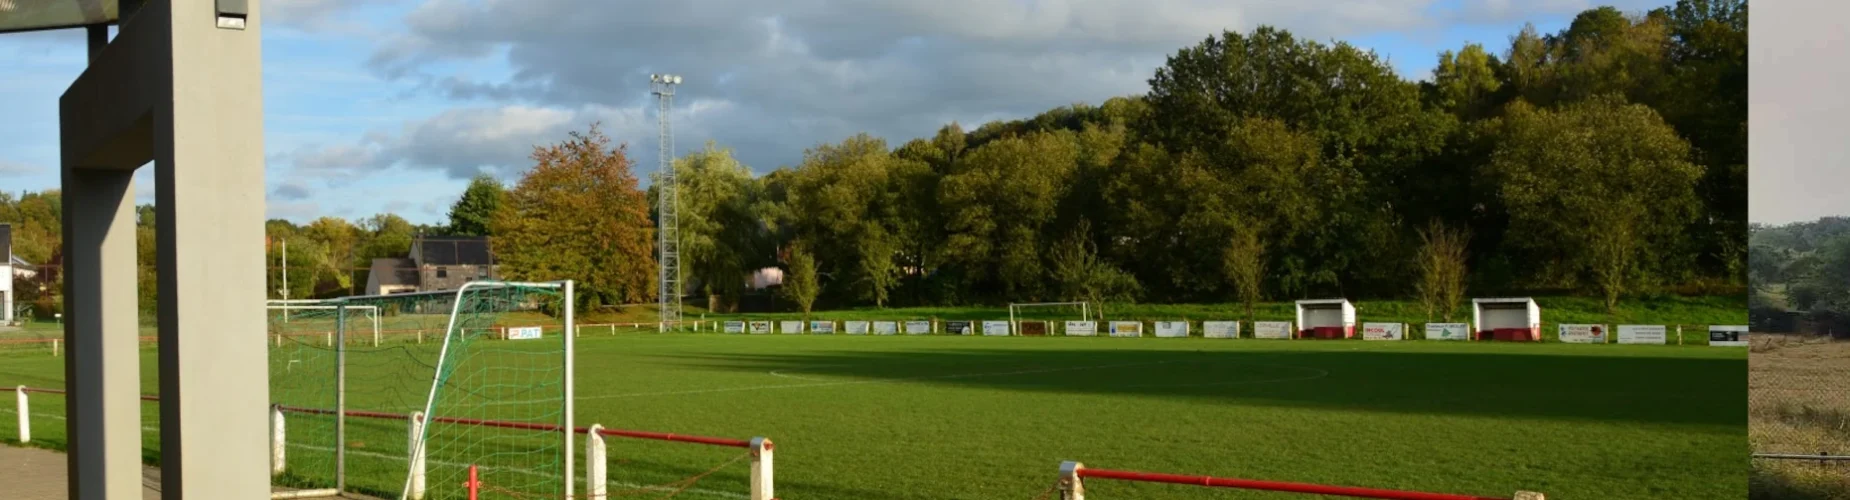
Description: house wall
xmin=1 ymin=263 xmax=11 ymax=323
xmin=419 ymin=264 xmax=497 ymax=291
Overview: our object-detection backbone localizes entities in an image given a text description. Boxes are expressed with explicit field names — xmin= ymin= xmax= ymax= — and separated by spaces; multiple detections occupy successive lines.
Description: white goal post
xmin=267 ymin=300 xmax=381 ymax=347
xmin=1009 ymin=302 xmax=1092 ymax=335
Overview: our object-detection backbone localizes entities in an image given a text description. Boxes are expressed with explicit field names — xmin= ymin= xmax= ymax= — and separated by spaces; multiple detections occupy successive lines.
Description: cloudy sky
xmin=0 ymin=0 xmax=1658 ymax=225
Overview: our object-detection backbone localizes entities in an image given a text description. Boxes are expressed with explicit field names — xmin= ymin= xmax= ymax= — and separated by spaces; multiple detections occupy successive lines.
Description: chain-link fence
xmin=1751 ymin=333 xmax=1850 ymax=460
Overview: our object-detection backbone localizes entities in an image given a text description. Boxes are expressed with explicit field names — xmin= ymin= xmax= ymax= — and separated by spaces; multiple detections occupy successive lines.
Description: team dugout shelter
xmin=1294 ymin=299 xmax=1355 ymax=339
xmin=1472 ymin=297 xmax=1542 ymax=341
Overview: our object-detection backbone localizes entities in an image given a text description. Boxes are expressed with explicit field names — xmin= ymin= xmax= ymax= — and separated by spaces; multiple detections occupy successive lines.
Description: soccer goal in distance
xmin=1010 ymin=302 xmax=1093 ymax=336
xmin=264 ymin=280 xmax=576 ymax=500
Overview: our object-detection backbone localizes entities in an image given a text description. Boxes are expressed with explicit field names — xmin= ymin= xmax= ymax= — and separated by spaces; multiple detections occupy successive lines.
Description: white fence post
xmin=1058 ymin=461 xmax=1085 ymax=500
xmin=15 ymin=386 xmax=28 ymax=443
xmin=750 ymin=437 xmax=774 ymax=500
xmin=51 ymin=339 xmax=59 ymax=356
xmin=586 ymin=424 xmax=607 ymax=500
xmin=408 ymin=412 xmax=426 ymax=500
xmin=271 ymin=405 xmax=286 ymax=476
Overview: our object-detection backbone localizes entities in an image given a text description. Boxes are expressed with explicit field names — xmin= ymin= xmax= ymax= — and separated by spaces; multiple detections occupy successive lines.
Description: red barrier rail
xmin=15 ymin=386 xmax=750 ymax=450
xmin=1061 ymin=462 xmax=1542 ymax=500
xmin=273 ymin=403 xmax=751 ymax=448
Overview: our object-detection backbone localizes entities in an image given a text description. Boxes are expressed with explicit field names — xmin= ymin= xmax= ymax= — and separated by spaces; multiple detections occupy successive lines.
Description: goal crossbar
xmin=266 ymin=303 xmax=382 ymax=347
xmin=1009 ymin=302 xmax=1092 ymax=335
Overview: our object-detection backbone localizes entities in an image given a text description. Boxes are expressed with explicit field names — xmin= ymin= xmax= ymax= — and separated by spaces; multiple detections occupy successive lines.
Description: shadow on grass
xmin=1753 ymin=460 xmax=1850 ymax=500
xmin=652 ymin=345 xmax=1744 ymax=427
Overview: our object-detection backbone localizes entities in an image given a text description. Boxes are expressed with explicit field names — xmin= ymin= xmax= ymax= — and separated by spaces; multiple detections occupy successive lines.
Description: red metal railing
xmin=274 ymin=403 xmax=750 ymax=447
xmin=1074 ymin=466 xmax=1525 ymax=500
xmin=15 ymin=386 xmax=750 ymax=449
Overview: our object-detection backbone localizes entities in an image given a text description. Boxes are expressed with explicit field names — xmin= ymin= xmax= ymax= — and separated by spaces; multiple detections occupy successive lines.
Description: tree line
xmin=1 ymin=1 xmax=1747 ymax=320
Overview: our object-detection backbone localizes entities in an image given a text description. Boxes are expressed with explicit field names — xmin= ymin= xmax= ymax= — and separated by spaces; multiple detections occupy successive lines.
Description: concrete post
xmin=271 ymin=405 xmax=285 ymax=476
xmin=750 ymin=437 xmax=774 ymax=500
xmin=586 ymin=424 xmax=607 ymax=500
xmin=15 ymin=386 xmax=28 ymax=443
xmin=155 ymin=1 xmax=270 ymax=497
xmin=59 ymin=0 xmax=266 ymax=497
xmin=1058 ymin=461 xmax=1085 ymax=500
xmin=409 ymin=412 xmax=426 ymax=500
xmin=59 ymin=164 xmax=140 ymax=500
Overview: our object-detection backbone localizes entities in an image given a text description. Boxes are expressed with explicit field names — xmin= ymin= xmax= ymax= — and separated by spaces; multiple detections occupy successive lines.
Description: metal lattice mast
xmin=651 ymin=74 xmax=683 ymax=328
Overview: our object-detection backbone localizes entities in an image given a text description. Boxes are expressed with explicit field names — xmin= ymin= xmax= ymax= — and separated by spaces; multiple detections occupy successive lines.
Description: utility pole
xmin=280 ymin=238 xmax=288 ymax=323
xmin=651 ymin=73 xmax=683 ymax=331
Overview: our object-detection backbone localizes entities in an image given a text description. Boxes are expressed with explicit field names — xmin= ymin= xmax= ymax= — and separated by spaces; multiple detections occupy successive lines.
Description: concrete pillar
xmin=59 ymin=1 xmax=267 ymax=498
xmin=155 ymin=0 xmax=269 ymax=497
xmin=59 ymin=164 xmax=141 ymax=500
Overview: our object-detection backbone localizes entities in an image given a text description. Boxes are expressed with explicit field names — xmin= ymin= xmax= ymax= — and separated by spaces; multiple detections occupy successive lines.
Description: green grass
xmin=0 ymin=331 xmax=1745 ymax=499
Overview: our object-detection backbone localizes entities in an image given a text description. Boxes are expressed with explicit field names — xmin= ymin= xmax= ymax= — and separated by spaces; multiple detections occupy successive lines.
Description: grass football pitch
xmin=0 ymin=331 xmax=1745 ymax=499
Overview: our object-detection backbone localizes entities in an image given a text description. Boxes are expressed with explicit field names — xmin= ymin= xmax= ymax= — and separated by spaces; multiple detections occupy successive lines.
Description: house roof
xmin=370 ymin=258 xmax=420 ymax=287
xmin=414 ymin=236 xmax=495 ymax=266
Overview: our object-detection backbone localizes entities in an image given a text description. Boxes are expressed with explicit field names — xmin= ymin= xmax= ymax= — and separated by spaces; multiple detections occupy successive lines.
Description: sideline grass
xmin=0 ymin=332 xmax=1743 ymax=499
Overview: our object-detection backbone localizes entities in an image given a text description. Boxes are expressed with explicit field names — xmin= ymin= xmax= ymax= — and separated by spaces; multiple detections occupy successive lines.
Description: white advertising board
xmin=1709 ymin=325 xmax=1747 ymax=347
xmin=845 ymin=321 xmax=870 ymax=335
xmin=1253 ymin=321 xmax=1293 ymax=339
xmin=506 ymin=326 xmax=543 ymax=340
xmin=779 ymin=321 xmax=804 ymax=334
xmin=1109 ymin=321 xmax=1143 ymax=337
xmin=904 ymin=320 xmax=932 ymax=335
xmin=1154 ymin=321 xmax=1189 ymax=338
xmin=748 ymin=321 xmax=772 ymax=334
xmin=1426 ymin=323 xmax=1471 ymax=341
xmin=983 ymin=320 xmax=1011 ymax=336
xmin=1558 ymin=324 xmax=1608 ymax=344
xmin=873 ymin=321 xmax=899 ymax=335
xmin=723 ymin=321 xmax=746 ymax=334
xmin=1617 ymin=325 xmax=1666 ymax=344
xmin=1203 ymin=321 xmax=1240 ymax=339
xmin=1362 ymin=323 xmax=1404 ymax=341
xmin=810 ymin=321 xmax=836 ymax=334
xmin=1065 ymin=321 xmax=1098 ymax=336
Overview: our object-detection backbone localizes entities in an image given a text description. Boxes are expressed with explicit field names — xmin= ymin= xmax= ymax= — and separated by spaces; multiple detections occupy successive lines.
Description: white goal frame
xmin=401 ymin=280 xmax=576 ymax=500
xmin=1009 ymin=302 xmax=1092 ymax=336
xmin=267 ymin=301 xmax=381 ymax=347
xmin=263 ymin=299 xmax=379 ymax=498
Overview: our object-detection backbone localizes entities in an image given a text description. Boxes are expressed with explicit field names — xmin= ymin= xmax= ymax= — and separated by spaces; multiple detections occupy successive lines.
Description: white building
xmin=1 ymin=224 xmax=13 ymax=324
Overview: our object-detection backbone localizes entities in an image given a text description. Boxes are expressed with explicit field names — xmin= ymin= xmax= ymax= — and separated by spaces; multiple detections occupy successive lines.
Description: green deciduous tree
xmin=939 ymin=130 xmax=1080 ymax=300
xmin=782 ymin=134 xmax=919 ymax=306
xmin=447 ymin=174 xmax=506 ymax=237
xmin=781 ymin=240 xmax=819 ymax=319
xmin=1486 ymin=96 xmax=1702 ymax=305
xmin=655 ymin=141 xmax=764 ymax=310
xmin=1049 ymin=220 xmax=1140 ymax=319
xmin=1415 ymin=220 xmax=1471 ymax=322
xmin=492 ymin=124 xmax=657 ymax=309
xmin=1220 ymin=218 xmax=1266 ymax=324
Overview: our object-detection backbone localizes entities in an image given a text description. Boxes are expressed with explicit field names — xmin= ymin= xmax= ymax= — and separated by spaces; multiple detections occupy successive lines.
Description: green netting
xmin=402 ymin=281 xmax=570 ymax=500
xmin=265 ymin=281 xmax=572 ymax=500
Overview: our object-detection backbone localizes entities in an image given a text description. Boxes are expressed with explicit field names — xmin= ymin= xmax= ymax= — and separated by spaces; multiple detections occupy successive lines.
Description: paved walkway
xmin=0 ymin=446 xmax=162 ymax=499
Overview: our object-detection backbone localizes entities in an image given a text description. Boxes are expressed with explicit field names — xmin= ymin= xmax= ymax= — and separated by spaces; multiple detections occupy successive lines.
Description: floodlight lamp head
xmin=672 ymin=75 xmax=682 ymax=84
xmin=650 ymin=74 xmax=660 ymax=82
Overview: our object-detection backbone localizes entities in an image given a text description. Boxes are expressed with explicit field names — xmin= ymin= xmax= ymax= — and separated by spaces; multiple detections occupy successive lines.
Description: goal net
xmin=264 ymin=281 xmax=575 ymax=500
xmin=1009 ymin=302 xmax=1092 ymax=336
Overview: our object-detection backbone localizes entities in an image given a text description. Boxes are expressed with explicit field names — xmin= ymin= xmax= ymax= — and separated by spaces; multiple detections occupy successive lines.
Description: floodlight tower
xmin=651 ymin=73 xmax=683 ymax=329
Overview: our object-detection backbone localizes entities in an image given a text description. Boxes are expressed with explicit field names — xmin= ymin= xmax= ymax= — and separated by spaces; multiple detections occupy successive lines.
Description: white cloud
xmin=0 ymin=160 xmax=41 ymax=177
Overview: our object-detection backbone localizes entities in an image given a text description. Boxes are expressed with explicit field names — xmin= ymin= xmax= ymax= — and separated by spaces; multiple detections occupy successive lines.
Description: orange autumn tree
xmin=491 ymin=124 xmax=658 ymax=309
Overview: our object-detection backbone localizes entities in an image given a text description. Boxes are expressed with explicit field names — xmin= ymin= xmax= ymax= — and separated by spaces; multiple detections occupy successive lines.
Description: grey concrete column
xmin=59 ymin=167 xmax=142 ymax=500
xmin=153 ymin=0 xmax=269 ymax=497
